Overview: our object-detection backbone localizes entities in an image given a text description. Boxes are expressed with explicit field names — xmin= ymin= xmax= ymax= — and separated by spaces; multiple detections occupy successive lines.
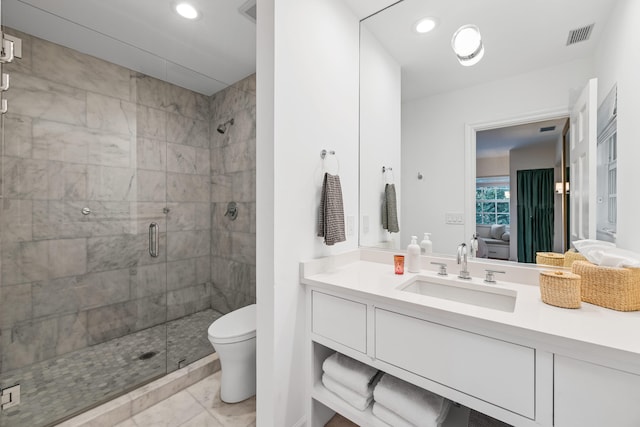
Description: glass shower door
xmin=0 ymin=21 xmax=169 ymax=426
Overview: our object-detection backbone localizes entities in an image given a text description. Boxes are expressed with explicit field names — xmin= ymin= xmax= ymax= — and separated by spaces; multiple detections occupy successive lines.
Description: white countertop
xmin=301 ymin=252 xmax=640 ymax=370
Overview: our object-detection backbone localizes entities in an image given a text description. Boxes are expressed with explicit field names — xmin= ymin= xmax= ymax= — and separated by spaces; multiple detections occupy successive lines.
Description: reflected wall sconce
xmin=451 ymin=24 xmax=485 ymax=66
xmin=504 ymin=190 xmax=510 ymax=199
xmin=555 ymin=182 xmax=570 ymax=194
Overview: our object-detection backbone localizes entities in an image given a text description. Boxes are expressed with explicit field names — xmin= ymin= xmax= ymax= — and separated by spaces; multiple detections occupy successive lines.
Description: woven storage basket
xmin=563 ymin=250 xmax=587 ymax=267
xmin=536 ymin=252 xmax=565 ymax=267
xmin=539 ymin=270 xmax=581 ymax=309
xmin=571 ymin=260 xmax=640 ymax=311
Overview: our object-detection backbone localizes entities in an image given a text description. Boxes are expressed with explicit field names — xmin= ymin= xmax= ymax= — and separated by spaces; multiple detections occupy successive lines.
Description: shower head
xmin=217 ymin=118 xmax=235 ymax=134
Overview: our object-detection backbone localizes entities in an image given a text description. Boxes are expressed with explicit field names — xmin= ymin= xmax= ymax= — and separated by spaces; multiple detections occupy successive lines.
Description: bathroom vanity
xmin=301 ymin=250 xmax=640 ymax=427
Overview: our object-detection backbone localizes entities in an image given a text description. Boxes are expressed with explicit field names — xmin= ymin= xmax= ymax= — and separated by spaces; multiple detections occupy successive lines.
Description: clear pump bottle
xmin=420 ymin=233 xmax=433 ymax=255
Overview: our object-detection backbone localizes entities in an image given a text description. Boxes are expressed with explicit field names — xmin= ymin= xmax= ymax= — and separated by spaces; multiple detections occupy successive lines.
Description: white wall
xmin=477 ymin=156 xmax=509 ymax=177
xmin=359 ymin=26 xmax=402 ymax=249
xmin=257 ymin=0 xmax=361 ymax=426
xmin=594 ymin=0 xmax=640 ymax=252
xmin=508 ymin=141 xmax=559 ymax=260
xmin=401 ymin=58 xmax=594 ymax=255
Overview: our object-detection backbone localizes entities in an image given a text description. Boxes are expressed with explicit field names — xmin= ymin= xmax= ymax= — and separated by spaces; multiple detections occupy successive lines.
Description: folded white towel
xmin=322 ymin=352 xmax=380 ymax=396
xmin=322 ymin=374 xmax=372 ymax=411
xmin=593 ymin=247 xmax=640 ymax=268
xmin=372 ymin=402 xmax=415 ymax=427
xmin=374 ymin=374 xmax=450 ymax=427
xmin=573 ymin=239 xmax=616 ymax=252
xmin=574 ymin=241 xmax=640 ymax=268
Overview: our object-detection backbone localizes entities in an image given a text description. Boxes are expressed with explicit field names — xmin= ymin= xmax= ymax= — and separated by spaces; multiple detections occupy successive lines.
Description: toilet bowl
xmin=207 ymin=304 xmax=256 ymax=403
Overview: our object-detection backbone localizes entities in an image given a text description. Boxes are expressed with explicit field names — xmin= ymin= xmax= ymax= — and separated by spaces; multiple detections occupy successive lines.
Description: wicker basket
xmin=571 ymin=260 xmax=640 ymax=311
xmin=536 ymin=252 xmax=565 ymax=267
xmin=539 ymin=270 xmax=582 ymax=309
xmin=563 ymin=250 xmax=587 ymax=267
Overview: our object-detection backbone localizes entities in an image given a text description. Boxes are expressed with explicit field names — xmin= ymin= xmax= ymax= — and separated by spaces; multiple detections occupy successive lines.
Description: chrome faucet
xmin=457 ymin=243 xmax=471 ymax=279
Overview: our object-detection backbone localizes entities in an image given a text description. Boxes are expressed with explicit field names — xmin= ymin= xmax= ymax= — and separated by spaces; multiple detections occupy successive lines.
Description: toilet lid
xmin=208 ymin=304 xmax=256 ymax=343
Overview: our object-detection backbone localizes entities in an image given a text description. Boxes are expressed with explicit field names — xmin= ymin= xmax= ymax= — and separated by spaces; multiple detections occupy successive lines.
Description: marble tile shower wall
xmin=0 ymin=29 xmax=217 ymax=373
xmin=210 ymin=75 xmax=257 ymax=314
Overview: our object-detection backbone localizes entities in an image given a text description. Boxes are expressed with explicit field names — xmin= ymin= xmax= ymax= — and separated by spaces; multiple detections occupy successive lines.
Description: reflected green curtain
xmin=517 ymin=168 xmax=554 ymax=263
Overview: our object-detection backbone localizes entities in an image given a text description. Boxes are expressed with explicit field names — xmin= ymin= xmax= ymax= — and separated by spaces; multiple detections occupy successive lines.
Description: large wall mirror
xmin=359 ymin=0 xmax=625 ymax=264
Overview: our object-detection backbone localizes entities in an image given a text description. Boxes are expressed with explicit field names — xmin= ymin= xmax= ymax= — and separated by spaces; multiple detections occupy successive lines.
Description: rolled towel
xmin=374 ymin=374 xmax=451 ymax=427
xmin=322 ymin=352 xmax=381 ymax=396
xmin=322 ymin=373 xmax=372 ymax=411
xmin=372 ymin=402 xmax=415 ymax=427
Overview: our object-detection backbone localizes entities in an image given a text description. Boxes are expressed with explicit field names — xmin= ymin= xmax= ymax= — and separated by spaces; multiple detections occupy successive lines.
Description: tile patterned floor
xmin=114 ymin=371 xmax=256 ymax=427
xmin=0 ymin=309 xmax=221 ymax=427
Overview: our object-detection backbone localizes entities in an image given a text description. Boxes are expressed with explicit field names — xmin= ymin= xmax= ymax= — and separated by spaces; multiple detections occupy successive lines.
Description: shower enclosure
xmin=0 ymin=11 xmax=256 ymax=427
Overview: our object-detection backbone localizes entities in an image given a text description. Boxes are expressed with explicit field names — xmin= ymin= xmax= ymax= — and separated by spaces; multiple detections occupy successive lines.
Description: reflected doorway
xmin=475 ymin=117 xmax=570 ymax=263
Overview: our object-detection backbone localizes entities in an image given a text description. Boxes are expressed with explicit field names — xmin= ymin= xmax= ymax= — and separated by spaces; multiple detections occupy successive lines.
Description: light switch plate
xmin=445 ymin=212 xmax=464 ymax=225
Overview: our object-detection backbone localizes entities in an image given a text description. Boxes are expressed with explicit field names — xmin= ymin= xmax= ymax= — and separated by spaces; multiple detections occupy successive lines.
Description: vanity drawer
xmin=554 ymin=356 xmax=640 ymax=427
xmin=375 ymin=308 xmax=535 ymax=418
xmin=312 ymin=291 xmax=367 ymax=353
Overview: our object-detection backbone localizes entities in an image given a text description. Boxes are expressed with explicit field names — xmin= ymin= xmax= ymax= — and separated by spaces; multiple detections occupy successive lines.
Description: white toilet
xmin=207 ymin=304 xmax=257 ymax=403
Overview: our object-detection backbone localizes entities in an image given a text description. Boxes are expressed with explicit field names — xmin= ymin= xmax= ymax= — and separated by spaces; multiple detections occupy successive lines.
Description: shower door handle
xmin=149 ymin=223 xmax=159 ymax=257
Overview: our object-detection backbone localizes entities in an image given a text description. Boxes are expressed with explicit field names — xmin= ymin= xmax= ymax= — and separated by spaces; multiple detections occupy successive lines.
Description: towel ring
xmin=321 ymin=149 xmax=340 ymax=174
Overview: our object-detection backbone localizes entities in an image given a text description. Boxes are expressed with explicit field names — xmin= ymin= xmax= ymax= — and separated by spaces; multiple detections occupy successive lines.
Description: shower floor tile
xmin=0 ymin=309 xmax=222 ymax=427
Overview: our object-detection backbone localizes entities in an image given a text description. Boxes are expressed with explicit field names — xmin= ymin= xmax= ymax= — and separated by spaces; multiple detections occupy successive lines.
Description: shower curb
xmin=55 ymin=353 xmax=220 ymax=427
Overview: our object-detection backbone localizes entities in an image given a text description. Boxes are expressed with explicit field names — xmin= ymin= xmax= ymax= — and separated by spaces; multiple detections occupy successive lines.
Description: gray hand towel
xmin=317 ymin=173 xmax=346 ymax=245
xmin=382 ymin=183 xmax=399 ymax=233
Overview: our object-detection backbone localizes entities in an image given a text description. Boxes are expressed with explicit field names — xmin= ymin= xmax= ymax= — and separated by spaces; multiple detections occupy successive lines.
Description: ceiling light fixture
xmin=175 ymin=2 xmax=199 ymax=20
xmin=451 ymin=24 xmax=485 ymax=66
xmin=414 ymin=17 xmax=438 ymax=34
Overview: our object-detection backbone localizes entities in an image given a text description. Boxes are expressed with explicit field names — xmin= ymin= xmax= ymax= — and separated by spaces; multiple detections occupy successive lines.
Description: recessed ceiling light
xmin=175 ymin=2 xmax=199 ymax=19
xmin=414 ymin=17 xmax=438 ymax=34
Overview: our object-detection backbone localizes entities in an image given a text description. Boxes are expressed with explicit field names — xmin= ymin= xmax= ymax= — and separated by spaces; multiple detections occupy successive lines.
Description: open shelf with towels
xmin=309 ymin=340 xmax=471 ymax=427
xmin=304 ymin=286 xmax=543 ymax=427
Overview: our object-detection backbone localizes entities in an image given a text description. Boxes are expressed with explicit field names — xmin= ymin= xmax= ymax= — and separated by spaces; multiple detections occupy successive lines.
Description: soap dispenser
xmin=420 ymin=233 xmax=433 ymax=255
xmin=407 ymin=236 xmax=421 ymax=273
xmin=470 ymin=233 xmax=479 ymax=258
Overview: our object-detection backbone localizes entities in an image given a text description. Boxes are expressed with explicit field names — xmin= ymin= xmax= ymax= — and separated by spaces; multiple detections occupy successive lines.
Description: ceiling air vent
xmin=540 ymin=126 xmax=556 ymax=133
xmin=566 ymin=23 xmax=595 ymax=46
xmin=239 ymin=0 xmax=256 ymax=23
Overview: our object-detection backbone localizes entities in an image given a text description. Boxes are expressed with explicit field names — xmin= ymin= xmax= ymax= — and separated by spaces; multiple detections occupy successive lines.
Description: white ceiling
xmin=2 ymin=0 xmax=257 ymax=95
xmin=362 ymin=0 xmax=618 ymax=102
xmin=360 ymin=0 xmax=619 ymax=158
xmin=476 ymin=118 xmax=568 ymax=159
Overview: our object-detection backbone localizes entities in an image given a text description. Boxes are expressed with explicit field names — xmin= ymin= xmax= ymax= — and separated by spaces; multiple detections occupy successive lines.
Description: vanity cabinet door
xmin=312 ymin=291 xmax=367 ymax=353
xmin=375 ymin=308 xmax=535 ymax=418
xmin=554 ymin=355 xmax=640 ymax=427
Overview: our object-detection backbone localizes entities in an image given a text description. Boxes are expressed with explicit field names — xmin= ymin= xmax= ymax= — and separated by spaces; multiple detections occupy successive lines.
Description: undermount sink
xmin=399 ymin=277 xmax=517 ymax=313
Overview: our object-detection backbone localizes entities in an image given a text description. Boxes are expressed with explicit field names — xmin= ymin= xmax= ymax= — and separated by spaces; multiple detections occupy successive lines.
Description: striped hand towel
xmin=317 ymin=173 xmax=346 ymax=246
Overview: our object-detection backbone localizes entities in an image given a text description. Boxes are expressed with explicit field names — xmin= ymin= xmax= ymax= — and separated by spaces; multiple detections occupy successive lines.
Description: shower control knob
xmin=81 ymin=207 xmax=91 ymax=215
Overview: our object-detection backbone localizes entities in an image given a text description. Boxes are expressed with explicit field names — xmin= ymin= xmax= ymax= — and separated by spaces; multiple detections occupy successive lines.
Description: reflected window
xmin=476 ymin=177 xmax=510 ymax=225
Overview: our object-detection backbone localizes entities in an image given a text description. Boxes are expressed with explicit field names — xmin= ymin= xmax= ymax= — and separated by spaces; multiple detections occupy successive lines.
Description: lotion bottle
xmin=407 ymin=236 xmax=421 ymax=273
xmin=420 ymin=233 xmax=433 ymax=255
